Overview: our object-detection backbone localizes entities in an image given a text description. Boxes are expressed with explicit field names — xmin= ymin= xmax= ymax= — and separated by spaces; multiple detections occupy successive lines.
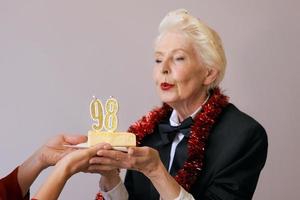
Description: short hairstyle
xmin=156 ymin=9 xmax=227 ymax=89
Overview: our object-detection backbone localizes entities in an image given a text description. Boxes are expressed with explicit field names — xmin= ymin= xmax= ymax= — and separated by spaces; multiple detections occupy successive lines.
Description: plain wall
xmin=1 ymin=0 xmax=299 ymax=199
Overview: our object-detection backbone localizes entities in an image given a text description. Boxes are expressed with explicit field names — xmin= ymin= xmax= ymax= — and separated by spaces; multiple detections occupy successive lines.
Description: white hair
xmin=156 ymin=9 xmax=227 ymax=89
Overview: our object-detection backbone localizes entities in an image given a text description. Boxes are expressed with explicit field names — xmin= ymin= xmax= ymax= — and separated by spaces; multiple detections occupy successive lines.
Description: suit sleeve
xmin=202 ymin=123 xmax=268 ymax=200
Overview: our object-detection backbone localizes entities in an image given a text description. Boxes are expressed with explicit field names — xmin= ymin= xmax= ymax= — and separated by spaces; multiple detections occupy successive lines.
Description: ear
xmin=203 ymin=67 xmax=218 ymax=86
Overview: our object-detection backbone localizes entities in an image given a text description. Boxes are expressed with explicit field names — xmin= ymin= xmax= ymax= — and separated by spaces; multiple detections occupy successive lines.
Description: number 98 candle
xmin=87 ymin=96 xmax=136 ymax=147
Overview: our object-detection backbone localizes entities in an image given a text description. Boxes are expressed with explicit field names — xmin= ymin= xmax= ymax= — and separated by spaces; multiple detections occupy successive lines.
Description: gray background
xmin=0 ymin=0 xmax=299 ymax=199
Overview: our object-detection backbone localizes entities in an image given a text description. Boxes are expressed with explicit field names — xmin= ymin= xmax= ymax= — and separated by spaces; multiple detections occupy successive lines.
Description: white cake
xmin=87 ymin=131 xmax=136 ymax=147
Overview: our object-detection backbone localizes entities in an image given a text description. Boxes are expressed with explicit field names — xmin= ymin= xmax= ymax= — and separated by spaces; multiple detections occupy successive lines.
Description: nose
xmin=162 ymin=68 xmax=169 ymax=74
xmin=161 ymin=60 xmax=170 ymax=74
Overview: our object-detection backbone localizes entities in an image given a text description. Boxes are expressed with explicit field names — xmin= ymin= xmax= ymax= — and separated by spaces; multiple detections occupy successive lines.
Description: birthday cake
xmin=87 ymin=131 xmax=136 ymax=147
xmin=87 ymin=97 xmax=136 ymax=148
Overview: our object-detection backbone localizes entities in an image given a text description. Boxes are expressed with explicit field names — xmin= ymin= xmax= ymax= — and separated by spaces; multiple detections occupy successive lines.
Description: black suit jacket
xmin=124 ymin=104 xmax=268 ymax=200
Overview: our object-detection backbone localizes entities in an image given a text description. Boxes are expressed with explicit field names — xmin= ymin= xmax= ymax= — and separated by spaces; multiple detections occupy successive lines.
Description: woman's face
xmin=153 ymin=31 xmax=208 ymax=108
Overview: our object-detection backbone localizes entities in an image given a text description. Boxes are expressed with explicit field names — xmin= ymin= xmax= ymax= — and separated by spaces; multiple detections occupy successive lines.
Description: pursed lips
xmin=160 ymin=82 xmax=175 ymax=90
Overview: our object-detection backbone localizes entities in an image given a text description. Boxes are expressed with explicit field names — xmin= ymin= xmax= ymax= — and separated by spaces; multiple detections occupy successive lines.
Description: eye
xmin=155 ymin=59 xmax=162 ymax=63
xmin=174 ymin=56 xmax=185 ymax=62
xmin=176 ymin=57 xmax=185 ymax=61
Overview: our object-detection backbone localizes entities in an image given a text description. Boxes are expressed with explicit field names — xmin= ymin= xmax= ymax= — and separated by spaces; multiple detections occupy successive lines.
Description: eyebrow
xmin=154 ymin=48 xmax=188 ymax=56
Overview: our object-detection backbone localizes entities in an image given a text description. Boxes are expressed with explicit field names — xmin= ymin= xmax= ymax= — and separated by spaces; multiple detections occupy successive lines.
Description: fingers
xmin=95 ymin=147 xmax=157 ymax=167
xmin=83 ymin=146 xmax=159 ymax=174
xmin=90 ymin=153 xmax=130 ymax=168
xmin=63 ymin=134 xmax=87 ymax=145
xmin=87 ymin=143 xmax=110 ymax=157
xmin=87 ymin=164 xmax=118 ymax=173
xmin=128 ymin=147 xmax=151 ymax=156
xmin=97 ymin=149 xmax=128 ymax=161
xmin=64 ymin=143 xmax=109 ymax=162
xmin=90 ymin=156 xmax=120 ymax=165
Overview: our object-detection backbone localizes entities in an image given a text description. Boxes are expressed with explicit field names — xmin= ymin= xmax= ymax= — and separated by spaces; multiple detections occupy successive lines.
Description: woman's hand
xmin=34 ymin=143 xmax=107 ymax=200
xmin=89 ymin=145 xmax=165 ymax=192
xmin=88 ymin=144 xmax=123 ymax=191
xmin=55 ymin=143 xmax=108 ymax=177
xmin=36 ymin=134 xmax=87 ymax=169
xmin=93 ymin=145 xmax=164 ymax=179
xmin=17 ymin=134 xmax=87 ymax=196
xmin=92 ymin=145 xmax=182 ymax=199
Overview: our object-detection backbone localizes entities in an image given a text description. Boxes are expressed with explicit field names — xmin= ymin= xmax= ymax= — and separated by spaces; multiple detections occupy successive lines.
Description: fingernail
xmin=128 ymin=148 xmax=134 ymax=155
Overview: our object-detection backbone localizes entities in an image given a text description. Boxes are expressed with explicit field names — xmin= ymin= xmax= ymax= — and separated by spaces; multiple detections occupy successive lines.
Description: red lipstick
xmin=160 ymin=82 xmax=174 ymax=90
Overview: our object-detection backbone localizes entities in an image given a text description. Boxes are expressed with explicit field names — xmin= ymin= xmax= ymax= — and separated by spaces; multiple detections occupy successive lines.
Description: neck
xmin=171 ymin=92 xmax=209 ymax=122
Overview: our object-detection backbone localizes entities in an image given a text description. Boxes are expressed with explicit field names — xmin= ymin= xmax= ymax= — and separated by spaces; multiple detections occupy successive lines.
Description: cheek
xmin=175 ymin=68 xmax=204 ymax=89
xmin=152 ymin=67 xmax=160 ymax=84
xmin=173 ymin=69 xmax=191 ymax=83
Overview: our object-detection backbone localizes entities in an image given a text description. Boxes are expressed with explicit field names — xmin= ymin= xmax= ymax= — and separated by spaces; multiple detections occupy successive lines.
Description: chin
xmin=157 ymin=90 xmax=178 ymax=103
xmin=160 ymin=96 xmax=177 ymax=105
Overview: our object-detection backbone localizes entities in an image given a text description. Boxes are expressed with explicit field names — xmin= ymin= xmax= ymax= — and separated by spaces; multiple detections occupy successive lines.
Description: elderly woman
xmin=91 ymin=9 xmax=268 ymax=200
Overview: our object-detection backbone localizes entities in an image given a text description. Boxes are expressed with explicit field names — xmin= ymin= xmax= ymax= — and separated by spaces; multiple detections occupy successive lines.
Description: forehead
xmin=155 ymin=31 xmax=195 ymax=54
